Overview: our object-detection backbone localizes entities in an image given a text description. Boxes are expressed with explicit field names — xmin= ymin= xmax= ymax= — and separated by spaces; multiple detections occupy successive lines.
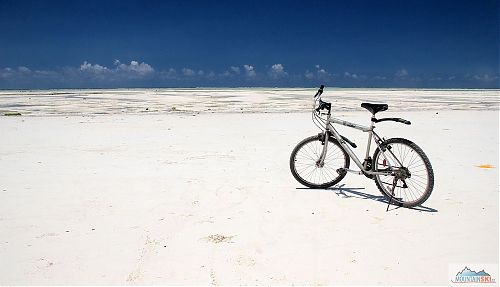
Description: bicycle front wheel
xmin=372 ymin=138 xmax=434 ymax=207
xmin=290 ymin=135 xmax=350 ymax=188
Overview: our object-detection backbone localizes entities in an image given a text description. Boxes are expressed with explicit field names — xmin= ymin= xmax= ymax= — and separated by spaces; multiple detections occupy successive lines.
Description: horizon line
xmin=1 ymin=86 xmax=500 ymax=91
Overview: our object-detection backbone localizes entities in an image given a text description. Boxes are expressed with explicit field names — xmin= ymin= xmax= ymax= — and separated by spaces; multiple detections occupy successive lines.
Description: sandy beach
xmin=0 ymin=89 xmax=498 ymax=285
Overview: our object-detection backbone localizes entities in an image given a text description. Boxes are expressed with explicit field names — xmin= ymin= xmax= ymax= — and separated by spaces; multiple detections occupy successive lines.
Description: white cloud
xmin=179 ymin=68 xmax=205 ymax=77
xmin=1 ymin=66 xmax=62 ymax=83
xmin=0 ymin=67 xmax=13 ymax=78
xmin=78 ymin=60 xmax=154 ymax=80
xmin=167 ymin=68 xmax=176 ymax=75
xmin=116 ymin=60 xmax=154 ymax=75
xmin=182 ymin=68 xmax=196 ymax=76
xmin=395 ymin=69 xmax=408 ymax=77
xmin=159 ymin=68 xmax=177 ymax=79
xmin=317 ymin=69 xmax=327 ymax=75
xmin=305 ymin=65 xmax=331 ymax=81
xmin=344 ymin=72 xmax=358 ymax=79
xmin=18 ymin=66 xmax=31 ymax=73
xmin=243 ymin=64 xmax=256 ymax=78
xmin=305 ymin=70 xmax=314 ymax=79
xmin=473 ymin=74 xmax=497 ymax=82
xmin=230 ymin=66 xmax=240 ymax=74
xmin=268 ymin=63 xmax=288 ymax=79
xmin=80 ymin=61 xmax=108 ymax=73
xmin=221 ymin=66 xmax=243 ymax=77
xmin=0 ymin=66 xmax=58 ymax=80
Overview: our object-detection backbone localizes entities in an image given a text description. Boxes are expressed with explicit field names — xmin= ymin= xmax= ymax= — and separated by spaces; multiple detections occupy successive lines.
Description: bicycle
xmin=289 ymin=85 xmax=434 ymax=208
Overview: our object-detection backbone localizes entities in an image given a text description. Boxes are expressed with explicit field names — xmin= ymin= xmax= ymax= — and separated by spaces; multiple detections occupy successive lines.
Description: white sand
xmin=0 ymin=89 xmax=498 ymax=285
xmin=0 ymin=88 xmax=498 ymax=116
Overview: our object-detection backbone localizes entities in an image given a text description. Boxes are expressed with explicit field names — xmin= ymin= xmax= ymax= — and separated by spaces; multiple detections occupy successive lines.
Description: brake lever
xmin=315 ymin=99 xmax=331 ymax=112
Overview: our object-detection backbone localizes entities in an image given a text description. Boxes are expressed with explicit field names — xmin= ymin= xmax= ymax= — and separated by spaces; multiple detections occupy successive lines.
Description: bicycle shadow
xmin=296 ymin=184 xmax=438 ymax=213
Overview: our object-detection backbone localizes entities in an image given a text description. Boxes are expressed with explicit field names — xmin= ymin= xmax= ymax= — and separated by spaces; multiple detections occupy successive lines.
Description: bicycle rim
xmin=374 ymin=141 xmax=432 ymax=205
xmin=292 ymin=137 xmax=348 ymax=187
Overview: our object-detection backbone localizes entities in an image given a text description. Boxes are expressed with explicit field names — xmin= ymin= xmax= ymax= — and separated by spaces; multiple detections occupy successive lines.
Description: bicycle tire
xmin=372 ymin=138 xmax=434 ymax=207
xmin=290 ymin=135 xmax=350 ymax=188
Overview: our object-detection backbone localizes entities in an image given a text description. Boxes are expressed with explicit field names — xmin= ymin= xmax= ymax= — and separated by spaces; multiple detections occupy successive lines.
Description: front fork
xmin=317 ymin=130 xmax=329 ymax=167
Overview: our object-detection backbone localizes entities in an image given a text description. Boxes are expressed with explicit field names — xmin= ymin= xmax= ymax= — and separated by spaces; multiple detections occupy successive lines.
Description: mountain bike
xmin=289 ymin=85 xmax=434 ymax=208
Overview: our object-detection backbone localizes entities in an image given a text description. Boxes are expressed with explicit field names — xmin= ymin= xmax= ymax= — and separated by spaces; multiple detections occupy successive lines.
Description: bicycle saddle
xmin=361 ymin=103 xmax=388 ymax=114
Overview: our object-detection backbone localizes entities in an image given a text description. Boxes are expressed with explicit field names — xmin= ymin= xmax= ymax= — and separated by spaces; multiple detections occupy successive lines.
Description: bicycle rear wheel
xmin=290 ymin=135 xmax=350 ymax=188
xmin=372 ymin=138 xmax=434 ymax=207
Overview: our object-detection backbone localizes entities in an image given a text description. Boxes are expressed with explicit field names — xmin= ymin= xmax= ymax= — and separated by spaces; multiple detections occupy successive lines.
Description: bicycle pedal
xmin=336 ymin=168 xmax=347 ymax=175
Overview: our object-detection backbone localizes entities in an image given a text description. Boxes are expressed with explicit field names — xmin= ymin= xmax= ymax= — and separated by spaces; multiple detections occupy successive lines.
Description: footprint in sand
xmin=36 ymin=232 xmax=59 ymax=239
xmin=126 ymin=234 xmax=160 ymax=284
xmin=235 ymin=255 xmax=256 ymax=267
xmin=203 ymin=234 xmax=235 ymax=244
xmin=371 ymin=217 xmax=383 ymax=224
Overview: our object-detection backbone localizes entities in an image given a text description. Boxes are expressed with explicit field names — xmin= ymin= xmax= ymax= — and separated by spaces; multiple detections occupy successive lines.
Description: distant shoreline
xmin=1 ymin=87 xmax=499 ymax=92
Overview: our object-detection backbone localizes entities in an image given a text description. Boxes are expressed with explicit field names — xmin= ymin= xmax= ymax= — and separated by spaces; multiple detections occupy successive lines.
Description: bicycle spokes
xmin=374 ymin=140 xmax=433 ymax=207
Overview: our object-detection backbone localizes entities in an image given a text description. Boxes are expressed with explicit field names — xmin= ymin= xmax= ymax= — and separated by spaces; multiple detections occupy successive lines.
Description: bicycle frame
xmin=319 ymin=112 xmax=397 ymax=176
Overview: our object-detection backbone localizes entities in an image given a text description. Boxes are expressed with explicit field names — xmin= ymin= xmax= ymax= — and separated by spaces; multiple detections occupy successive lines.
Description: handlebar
xmin=313 ymin=84 xmax=331 ymax=113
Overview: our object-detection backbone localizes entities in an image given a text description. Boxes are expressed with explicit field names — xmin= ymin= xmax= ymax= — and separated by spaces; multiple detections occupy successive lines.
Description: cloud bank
xmin=79 ymin=60 xmax=154 ymax=80
xmin=0 ymin=61 xmax=497 ymax=89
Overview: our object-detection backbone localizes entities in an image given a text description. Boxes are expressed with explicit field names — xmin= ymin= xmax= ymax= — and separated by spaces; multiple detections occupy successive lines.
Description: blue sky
xmin=0 ymin=0 xmax=498 ymax=88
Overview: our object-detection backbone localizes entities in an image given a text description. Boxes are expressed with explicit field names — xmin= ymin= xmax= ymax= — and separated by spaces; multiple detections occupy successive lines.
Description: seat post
xmin=364 ymin=114 xmax=376 ymax=162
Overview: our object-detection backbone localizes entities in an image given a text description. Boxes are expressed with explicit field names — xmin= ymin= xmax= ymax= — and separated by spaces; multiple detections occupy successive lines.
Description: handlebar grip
xmin=314 ymin=85 xmax=325 ymax=98
xmin=318 ymin=85 xmax=324 ymax=94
